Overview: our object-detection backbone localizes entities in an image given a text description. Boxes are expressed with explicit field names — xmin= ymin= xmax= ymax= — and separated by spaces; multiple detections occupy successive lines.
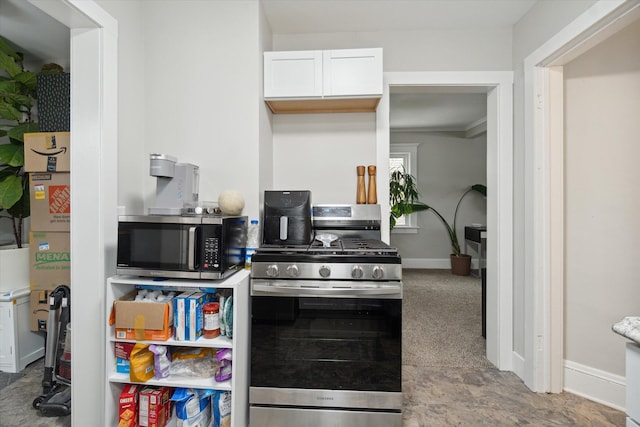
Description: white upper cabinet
xmin=322 ymin=48 xmax=382 ymax=97
xmin=264 ymin=50 xmax=323 ymax=98
xmin=264 ymin=48 xmax=383 ymax=113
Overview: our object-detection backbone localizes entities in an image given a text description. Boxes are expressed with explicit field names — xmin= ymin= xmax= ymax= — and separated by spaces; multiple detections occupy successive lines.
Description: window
xmin=390 ymin=143 xmax=419 ymax=232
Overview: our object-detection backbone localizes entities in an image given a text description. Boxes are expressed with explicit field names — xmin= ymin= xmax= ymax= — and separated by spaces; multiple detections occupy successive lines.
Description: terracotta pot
xmin=450 ymin=253 xmax=471 ymax=276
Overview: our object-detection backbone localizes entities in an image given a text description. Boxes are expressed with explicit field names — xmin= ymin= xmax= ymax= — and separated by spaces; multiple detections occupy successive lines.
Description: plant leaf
xmin=0 ymin=52 xmax=22 ymax=78
xmin=0 ymin=173 xmax=22 ymax=209
xmin=14 ymin=71 xmax=37 ymax=92
xmin=8 ymin=122 xmax=38 ymax=142
xmin=472 ymin=184 xmax=487 ymax=196
xmin=0 ymin=36 xmax=20 ymax=60
xmin=0 ymin=100 xmax=22 ymax=121
xmin=0 ymin=143 xmax=23 ymax=166
xmin=1 ymin=91 xmax=33 ymax=109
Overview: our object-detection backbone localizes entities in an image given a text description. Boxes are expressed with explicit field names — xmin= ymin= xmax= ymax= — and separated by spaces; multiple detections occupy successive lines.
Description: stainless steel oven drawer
xmin=250 ymin=406 xmax=402 ymax=427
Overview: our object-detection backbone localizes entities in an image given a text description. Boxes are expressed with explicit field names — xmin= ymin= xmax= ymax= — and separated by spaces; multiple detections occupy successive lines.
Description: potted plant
xmin=0 ymin=35 xmax=41 ymax=249
xmin=389 ymin=167 xmax=486 ymax=275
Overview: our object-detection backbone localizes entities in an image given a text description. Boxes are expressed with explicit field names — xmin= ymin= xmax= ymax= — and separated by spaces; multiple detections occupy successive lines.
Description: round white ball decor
xmin=218 ymin=190 xmax=245 ymax=215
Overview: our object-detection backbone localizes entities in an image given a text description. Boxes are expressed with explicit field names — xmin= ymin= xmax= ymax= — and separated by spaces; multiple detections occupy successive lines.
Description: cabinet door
xmin=0 ymin=303 xmax=14 ymax=371
xmin=322 ymin=48 xmax=382 ymax=97
xmin=264 ymin=50 xmax=323 ymax=98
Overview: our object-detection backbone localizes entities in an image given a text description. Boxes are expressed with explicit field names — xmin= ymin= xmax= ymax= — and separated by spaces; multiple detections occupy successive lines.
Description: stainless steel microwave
xmin=117 ymin=215 xmax=247 ymax=280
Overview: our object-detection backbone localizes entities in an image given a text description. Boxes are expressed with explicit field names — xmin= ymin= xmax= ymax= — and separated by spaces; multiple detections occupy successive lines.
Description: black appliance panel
xmin=251 ymin=295 xmax=402 ymax=392
xmin=263 ymin=191 xmax=312 ymax=246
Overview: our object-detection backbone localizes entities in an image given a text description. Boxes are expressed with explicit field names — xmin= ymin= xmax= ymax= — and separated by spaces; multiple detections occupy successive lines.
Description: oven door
xmin=250 ymin=279 xmax=402 ymax=424
xmin=117 ymin=215 xmax=202 ymax=279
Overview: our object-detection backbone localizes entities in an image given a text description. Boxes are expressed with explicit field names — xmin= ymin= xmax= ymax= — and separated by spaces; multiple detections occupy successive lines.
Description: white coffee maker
xmin=148 ymin=153 xmax=199 ymax=215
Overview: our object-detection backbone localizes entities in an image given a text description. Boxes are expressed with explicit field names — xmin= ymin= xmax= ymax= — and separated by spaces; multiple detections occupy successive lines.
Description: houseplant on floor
xmin=389 ymin=167 xmax=486 ymax=275
xmin=0 ymin=35 xmax=39 ymax=289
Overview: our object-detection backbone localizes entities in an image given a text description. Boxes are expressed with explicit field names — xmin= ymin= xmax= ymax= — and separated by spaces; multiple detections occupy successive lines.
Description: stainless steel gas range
xmin=250 ymin=204 xmax=402 ymax=427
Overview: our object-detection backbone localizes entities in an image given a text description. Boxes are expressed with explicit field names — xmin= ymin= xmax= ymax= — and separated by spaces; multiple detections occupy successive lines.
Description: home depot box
xmin=112 ymin=292 xmax=173 ymax=341
xmin=24 ymin=132 xmax=70 ymax=172
xmin=29 ymin=232 xmax=70 ymax=291
xmin=29 ymin=173 xmax=70 ymax=232
xmin=30 ymin=290 xmax=50 ymax=332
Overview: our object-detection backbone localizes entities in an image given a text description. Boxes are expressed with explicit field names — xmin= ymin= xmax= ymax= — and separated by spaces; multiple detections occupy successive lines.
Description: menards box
xmin=29 ymin=231 xmax=70 ymax=291
xmin=24 ymin=132 xmax=70 ymax=172
xmin=29 ymin=172 xmax=70 ymax=232
xmin=111 ymin=291 xmax=174 ymax=341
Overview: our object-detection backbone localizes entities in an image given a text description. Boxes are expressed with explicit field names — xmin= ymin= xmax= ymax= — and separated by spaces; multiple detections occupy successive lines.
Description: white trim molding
xmin=523 ymin=0 xmax=640 ymax=393
xmin=29 ymin=1 xmax=118 ymax=425
xmin=378 ymin=71 xmax=513 ymax=371
xmin=564 ymin=360 xmax=626 ymax=411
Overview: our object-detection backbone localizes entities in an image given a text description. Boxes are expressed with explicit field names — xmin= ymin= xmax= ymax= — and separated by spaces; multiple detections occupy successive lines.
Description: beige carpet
xmin=402 ymin=269 xmax=493 ymax=368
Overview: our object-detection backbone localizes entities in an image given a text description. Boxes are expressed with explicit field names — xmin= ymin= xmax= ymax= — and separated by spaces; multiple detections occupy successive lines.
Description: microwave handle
xmin=188 ymin=226 xmax=197 ymax=270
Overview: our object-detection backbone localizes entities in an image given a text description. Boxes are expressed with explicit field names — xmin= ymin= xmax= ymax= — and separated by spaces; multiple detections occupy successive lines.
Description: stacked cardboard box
xmin=25 ymin=132 xmax=71 ymax=331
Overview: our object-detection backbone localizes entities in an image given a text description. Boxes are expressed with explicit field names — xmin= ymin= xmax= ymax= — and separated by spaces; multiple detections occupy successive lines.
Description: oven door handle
xmin=251 ymin=283 xmax=402 ymax=298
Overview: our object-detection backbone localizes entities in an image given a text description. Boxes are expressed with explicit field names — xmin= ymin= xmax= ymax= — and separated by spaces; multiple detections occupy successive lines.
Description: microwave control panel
xmin=202 ymin=228 xmax=221 ymax=270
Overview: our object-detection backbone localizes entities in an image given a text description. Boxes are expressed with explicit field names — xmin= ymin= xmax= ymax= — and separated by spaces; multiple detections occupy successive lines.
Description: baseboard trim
xmin=402 ymin=258 xmax=481 ymax=269
xmin=564 ymin=360 xmax=625 ymax=411
xmin=512 ymin=351 xmax=525 ymax=379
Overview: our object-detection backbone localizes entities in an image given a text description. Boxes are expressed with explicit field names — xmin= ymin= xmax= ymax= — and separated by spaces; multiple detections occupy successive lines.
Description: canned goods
xmin=203 ymin=302 xmax=220 ymax=338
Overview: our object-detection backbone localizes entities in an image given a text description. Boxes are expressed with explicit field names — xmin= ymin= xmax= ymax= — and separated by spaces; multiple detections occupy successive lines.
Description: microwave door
xmin=117 ymin=219 xmax=202 ymax=279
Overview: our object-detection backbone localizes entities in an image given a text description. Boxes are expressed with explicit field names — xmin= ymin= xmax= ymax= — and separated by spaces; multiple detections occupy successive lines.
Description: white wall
xmin=98 ymin=0 xmax=263 ymax=221
xmin=272 ymin=113 xmax=377 ymax=203
xmin=512 ymin=0 xmax=597 ymax=359
xmin=258 ymin=0 xmax=274 ymax=218
xmin=270 ymin=27 xmax=510 ymax=214
xmin=96 ymin=1 xmax=146 ymax=215
xmin=563 ymin=18 xmax=640 ymax=377
xmin=274 ymin=28 xmax=512 ymax=71
xmin=390 ymin=132 xmax=487 ymax=266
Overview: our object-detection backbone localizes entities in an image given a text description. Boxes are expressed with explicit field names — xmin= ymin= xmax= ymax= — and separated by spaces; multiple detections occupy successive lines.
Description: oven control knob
xmin=286 ymin=264 xmax=300 ymax=278
xmin=372 ymin=265 xmax=384 ymax=279
xmin=351 ymin=265 xmax=364 ymax=279
xmin=266 ymin=264 xmax=279 ymax=277
xmin=319 ymin=265 xmax=331 ymax=278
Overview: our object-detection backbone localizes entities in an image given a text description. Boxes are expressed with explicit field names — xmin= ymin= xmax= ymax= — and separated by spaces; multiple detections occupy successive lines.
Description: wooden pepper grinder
xmin=356 ymin=165 xmax=366 ymax=204
xmin=367 ymin=165 xmax=377 ymax=204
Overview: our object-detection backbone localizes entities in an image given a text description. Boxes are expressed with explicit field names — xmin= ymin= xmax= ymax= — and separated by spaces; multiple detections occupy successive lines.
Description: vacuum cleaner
xmin=32 ymin=285 xmax=71 ymax=417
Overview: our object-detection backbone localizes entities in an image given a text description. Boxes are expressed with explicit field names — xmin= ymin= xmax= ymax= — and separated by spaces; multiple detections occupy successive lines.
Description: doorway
xmin=376 ymin=71 xmax=513 ymax=370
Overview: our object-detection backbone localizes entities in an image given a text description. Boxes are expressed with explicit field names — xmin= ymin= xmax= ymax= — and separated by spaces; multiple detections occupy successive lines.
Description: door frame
xmin=28 ymin=0 xmax=117 ymax=424
xmin=377 ymin=71 xmax=514 ymax=370
xmin=523 ymin=0 xmax=640 ymax=393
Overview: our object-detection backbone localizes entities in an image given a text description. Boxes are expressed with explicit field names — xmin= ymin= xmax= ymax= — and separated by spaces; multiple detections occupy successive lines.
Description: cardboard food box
xmin=23 ymin=132 xmax=70 ymax=172
xmin=173 ymin=291 xmax=194 ymax=341
xmin=29 ymin=173 xmax=71 ymax=232
xmin=186 ymin=292 xmax=212 ymax=341
xmin=115 ymin=342 xmax=135 ymax=374
xmin=30 ymin=290 xmax=50 ymax=332
xmin=119 ymin=384 xmax=140 ymax=427
xmin=29 ymin=232 xmax=70 ymax=291
xmin=139 ymin=386 xmax=171 ymax=427
xmin=113 ymin=292 xmax=173 ymax=341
